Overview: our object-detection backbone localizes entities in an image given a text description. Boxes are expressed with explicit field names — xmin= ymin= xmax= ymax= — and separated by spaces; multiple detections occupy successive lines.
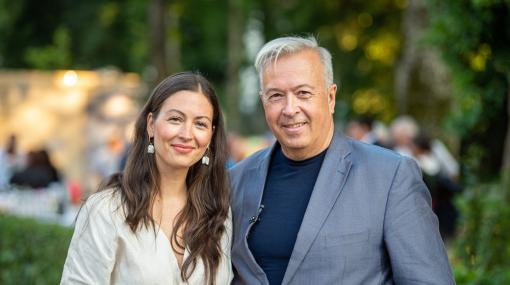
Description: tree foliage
xmin=0 ymin=0 xmax=148 ymax=72
xmin=426 ymin=1 xmax=510 ymax=282
xmin=255 ymin=0 xmax=405 ymax=122
xmin=0 ymin=0 xmax=406 ymax=130
xmin=425 ymin=0 xmax=510 ymax=179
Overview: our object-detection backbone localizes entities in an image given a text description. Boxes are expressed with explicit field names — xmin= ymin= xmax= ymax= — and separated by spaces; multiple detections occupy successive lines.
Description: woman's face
xmin=147 ymin=90 xmax=214 ymax=172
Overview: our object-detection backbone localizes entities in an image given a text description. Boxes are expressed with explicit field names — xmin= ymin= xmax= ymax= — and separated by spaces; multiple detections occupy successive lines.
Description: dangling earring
xmin=202 ymin=148 xmax=210 ymax=165
xmin=147 ymin=136 xmax=155 ymax=154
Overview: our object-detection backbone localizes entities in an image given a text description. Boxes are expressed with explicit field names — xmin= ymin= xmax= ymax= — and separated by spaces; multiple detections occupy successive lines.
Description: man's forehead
xmin=261 ymin=54 xmax=324 ymax=88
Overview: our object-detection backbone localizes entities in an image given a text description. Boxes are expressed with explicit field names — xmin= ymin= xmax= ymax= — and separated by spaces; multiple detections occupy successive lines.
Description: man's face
xmin=260 ymin=49 xmax=337 ymax=160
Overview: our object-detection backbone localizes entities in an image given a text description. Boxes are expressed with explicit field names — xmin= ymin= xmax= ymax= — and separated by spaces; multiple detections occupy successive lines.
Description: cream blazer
xmin=61 ymin=189 xmax=233 ymax=285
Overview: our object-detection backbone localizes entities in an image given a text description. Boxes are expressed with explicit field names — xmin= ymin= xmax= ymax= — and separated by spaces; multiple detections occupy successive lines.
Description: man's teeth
xmin=286 ymin=123 xmax=305 ymax=128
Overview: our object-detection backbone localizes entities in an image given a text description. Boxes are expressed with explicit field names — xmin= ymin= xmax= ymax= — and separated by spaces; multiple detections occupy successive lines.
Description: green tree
xmin=426 ymin=0 xmax=510 ymax=179
xmin=0 ymin=0 xmax=149 ymax=72
xmin=426 ymin=1 xmax=510 ymax=282
xmin=253 ymin=0 xmax=405 ymax=122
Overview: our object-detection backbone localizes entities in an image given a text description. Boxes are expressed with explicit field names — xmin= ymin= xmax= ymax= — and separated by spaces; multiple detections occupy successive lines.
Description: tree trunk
xmin=395 ymin=0 xmax=424 ymax=114
xmin=149 ymin=0 xmax=167 ymax=84
xmin=225 ymin=0 xmax=244 ymax=132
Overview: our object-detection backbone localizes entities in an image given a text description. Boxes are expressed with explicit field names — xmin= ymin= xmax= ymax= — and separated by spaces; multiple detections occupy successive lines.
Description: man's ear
xmin=328 ymin=84 xmax=337 ymax=114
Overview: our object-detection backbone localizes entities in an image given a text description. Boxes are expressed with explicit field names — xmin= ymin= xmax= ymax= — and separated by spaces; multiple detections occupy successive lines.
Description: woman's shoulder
xmin=82 ymin=188 xmax=124 ymax=221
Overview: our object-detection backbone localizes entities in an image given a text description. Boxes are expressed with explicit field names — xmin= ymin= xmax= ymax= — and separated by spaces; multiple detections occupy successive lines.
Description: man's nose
xmin=282 ymin=94 xmax=299 ymax=116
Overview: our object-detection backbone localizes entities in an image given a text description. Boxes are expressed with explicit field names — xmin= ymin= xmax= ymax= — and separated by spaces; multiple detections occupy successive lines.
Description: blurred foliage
xmin=255 ymin=0 xmax=403 ymax=122
xmin=426 ymin=1 xmax=510 ymax=283
xmin=425 ymin=0 xmax=510 ymax=179
xmin=0 ymin=0 xmax=148 ymax=72
xmin=0 ymin=0 xmax=405 ymax=128
xmin=450 ymin=178 xmax=510 ymax=284
xmin=0 ymin=214 xmax=73 ymax=285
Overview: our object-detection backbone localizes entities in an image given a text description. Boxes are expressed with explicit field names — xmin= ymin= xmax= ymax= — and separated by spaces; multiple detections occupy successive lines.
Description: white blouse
xmin=61 ymin=189 xmax=233 ymax=285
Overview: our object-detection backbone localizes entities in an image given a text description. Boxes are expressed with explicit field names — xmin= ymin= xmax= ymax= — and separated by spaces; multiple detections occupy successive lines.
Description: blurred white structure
xmin=0 ymin=69 xmax=145 ymax=195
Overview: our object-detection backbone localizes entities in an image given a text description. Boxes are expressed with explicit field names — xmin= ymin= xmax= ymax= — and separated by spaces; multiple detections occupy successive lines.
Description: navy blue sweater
xmin=247 ymin=145 xmax=327 ymax=285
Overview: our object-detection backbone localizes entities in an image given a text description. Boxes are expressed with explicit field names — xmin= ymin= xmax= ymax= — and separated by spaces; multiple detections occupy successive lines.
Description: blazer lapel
xmin=241 ymin=145 xmax=275 ymax=227
xmin=240 ymin=145 xmax=275 ymax=277
xmin=282 ymin=131 xmax=353 ymax=285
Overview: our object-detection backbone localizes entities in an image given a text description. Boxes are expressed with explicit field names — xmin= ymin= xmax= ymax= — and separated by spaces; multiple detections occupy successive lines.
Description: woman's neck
xmin=158 ymin=167 xmax=188 ymax=201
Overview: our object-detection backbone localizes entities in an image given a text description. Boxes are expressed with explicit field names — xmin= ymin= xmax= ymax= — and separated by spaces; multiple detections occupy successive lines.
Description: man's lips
xmin=171 ymin=144 xmax=195 ymax=153
xmin=282 ymin=122 xmax=307 ymax=129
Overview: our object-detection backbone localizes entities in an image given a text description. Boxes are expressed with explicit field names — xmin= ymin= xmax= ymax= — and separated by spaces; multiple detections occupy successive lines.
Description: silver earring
xmin=202 ymin=148 xmax=210 ymax=165
xmin=147 ymin=137 xmax=155 ymax=154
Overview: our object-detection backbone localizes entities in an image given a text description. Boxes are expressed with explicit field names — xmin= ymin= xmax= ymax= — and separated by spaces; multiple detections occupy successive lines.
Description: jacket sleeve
xmin=384 ymin=157 xmax=455 ymax=284
xmin=60 ymin=193 xmax=118 ymax=285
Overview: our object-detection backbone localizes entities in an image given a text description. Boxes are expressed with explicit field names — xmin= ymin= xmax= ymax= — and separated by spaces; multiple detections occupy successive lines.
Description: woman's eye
xmin=168 ymin=117 xmax=183 ymax=123
xmin=196 ymin=121 xmax=208 ymax=129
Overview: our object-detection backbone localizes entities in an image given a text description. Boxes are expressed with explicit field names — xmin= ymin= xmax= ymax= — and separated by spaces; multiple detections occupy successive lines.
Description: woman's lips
xmin=171 ymin=144 xmax=195 ymax=154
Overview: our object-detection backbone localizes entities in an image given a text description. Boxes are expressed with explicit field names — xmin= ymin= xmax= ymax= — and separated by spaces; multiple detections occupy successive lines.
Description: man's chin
xmin=278 ymin=137 xmax=308 ymax=150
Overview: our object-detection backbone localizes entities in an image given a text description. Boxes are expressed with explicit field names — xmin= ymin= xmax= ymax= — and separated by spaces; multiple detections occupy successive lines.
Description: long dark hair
xmin=101 ymin=72 xmax=229 ymax=284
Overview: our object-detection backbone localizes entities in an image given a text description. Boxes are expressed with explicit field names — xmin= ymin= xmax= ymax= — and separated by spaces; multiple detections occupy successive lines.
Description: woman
xmin=61 ymin=72 xmax=232 ymax=285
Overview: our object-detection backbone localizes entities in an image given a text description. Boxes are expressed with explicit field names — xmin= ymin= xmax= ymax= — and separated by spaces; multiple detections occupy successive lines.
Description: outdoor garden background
xmin=0 ymin=0 xmax=509 ymax=284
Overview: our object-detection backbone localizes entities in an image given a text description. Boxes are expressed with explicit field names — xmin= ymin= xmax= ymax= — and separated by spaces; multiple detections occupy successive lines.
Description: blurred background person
xmin=430 ymin=139 xmax=460 ymax=181
xmin=226 ymin=132 xmax=246 ymax=168
xmin=88 ymin=135 xmax=125 ymax=190
xmin=10 ymin=149 xmax=60 ymax=189
xmin=0 ymin=134 xmax=26 ymax=189
xmin=345 ymin=116 xmax=390 ymax=147
xmin=411 ymin=132 xmax=462 ymax=240
xmin=389 ymin=115 xmax=459 ymax=180
xmin=389 ymin=115 xmax=419 ymax=157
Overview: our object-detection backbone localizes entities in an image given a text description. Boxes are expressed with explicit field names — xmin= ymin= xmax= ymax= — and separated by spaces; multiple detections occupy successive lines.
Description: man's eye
xmin=268 ymin=93 xmax=283 ymax=101
xmin=297 ymin=90 xmax=312 ymax=97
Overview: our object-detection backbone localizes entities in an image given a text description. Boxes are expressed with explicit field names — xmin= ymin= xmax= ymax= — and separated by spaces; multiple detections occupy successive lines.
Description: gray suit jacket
xmin=229 ymin=131 xmax=455 ymax=285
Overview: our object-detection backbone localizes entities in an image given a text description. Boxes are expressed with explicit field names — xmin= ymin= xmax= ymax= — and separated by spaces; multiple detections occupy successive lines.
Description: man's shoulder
xmin=229 ymin=146 xmax=272 ymax=176
xmin=347 ymin=138 xmax=404 ymax=168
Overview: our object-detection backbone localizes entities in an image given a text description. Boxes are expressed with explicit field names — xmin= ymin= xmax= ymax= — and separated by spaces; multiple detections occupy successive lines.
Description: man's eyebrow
xmin=263 ymin=84 xmax=314 ymax=93
xmin=292 ymin=84 xmax=314 ymax=90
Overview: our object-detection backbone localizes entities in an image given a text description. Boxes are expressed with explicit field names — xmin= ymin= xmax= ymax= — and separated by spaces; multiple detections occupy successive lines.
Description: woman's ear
xmin=147 ymin=112 xmax=154 ymax=137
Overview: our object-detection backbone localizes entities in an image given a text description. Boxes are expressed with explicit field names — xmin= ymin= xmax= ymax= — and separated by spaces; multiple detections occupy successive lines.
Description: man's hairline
xmin=257 ymin=48 xmax=330 ymax=93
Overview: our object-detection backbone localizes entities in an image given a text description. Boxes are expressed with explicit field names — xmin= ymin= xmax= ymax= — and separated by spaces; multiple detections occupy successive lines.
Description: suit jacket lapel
xmin=242 ymin=145 xmax=274 ymax=225
xmin=282 ymin=131 xmax=353 ymax=285
xmin=240 ymin=144 xmax=275 ymax=277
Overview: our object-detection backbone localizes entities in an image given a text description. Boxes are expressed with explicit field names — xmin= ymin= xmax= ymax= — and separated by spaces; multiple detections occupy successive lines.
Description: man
xmin=229 ymin=36 xmax=455 ymax=284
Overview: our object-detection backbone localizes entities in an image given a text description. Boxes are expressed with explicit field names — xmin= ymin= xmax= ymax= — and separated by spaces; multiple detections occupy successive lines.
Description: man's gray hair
xmin=254 ymin=35 xmax=334 ymax=87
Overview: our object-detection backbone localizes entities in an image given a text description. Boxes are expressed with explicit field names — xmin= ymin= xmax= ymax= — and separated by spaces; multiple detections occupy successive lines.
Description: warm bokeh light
xmin=62 ymin=70 xmax=78 ymax=87
xmin=101 ymin=94 xmax=137 ymax=118
xmin=469 ymin=43 xmax=491 ymax=72
xmin=340 ymin=33 xmax=358 ymax=51
xmin=364 ymin=33 xmax=400 ymax=65
xmin=352 ymin=88 xmax=388 ymax=115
